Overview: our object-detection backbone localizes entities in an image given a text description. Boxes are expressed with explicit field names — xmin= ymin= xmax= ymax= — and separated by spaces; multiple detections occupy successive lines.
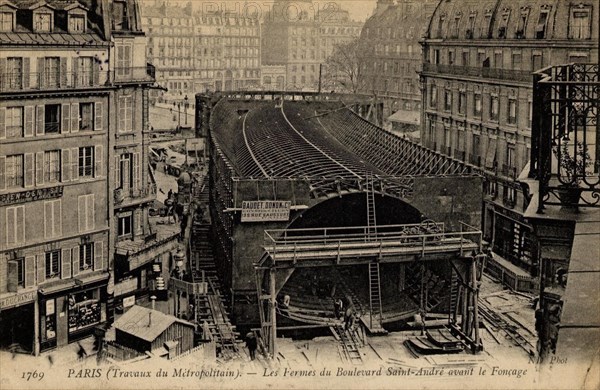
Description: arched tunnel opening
xmin=265 ymin=192 xmax=454 ymax=339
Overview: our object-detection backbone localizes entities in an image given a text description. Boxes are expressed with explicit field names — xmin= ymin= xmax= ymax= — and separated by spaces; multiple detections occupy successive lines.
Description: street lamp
xmin=184 ymin=95 xmax=188 ymax=125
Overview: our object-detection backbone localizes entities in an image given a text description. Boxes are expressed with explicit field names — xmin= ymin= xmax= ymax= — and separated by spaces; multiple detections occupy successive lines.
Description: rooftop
xmin=114 ymin=305 xmax=194 ymax=343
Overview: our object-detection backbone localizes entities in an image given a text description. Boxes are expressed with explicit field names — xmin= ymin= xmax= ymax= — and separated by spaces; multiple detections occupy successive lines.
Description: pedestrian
xmin=245 ymin=332 xmax=257 ymax=361
xmin=344 ymin=306 xmax=355 ymax=331
xmin=167 ymin=189 xmax=173 ymax=199
xmin=334 ymin=298 xmax=343 ymax=319
xmin=77 ymin=343 xmax=87 ymax=361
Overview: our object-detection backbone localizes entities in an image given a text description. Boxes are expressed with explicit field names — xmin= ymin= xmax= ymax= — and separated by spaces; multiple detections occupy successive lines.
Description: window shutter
xmin=24 ymin=153 xmax=34 ymax=188
xmin=95 ymin=145 xmax=103 ymax=178
xmin=37 ymin=58 xmax=45 ymax=88
xmin=61 ymin=149 xmax=70 ymax=182
xmin=95 ymin=102 xmax=103 ymax=130
xmin=61 ymin=248 xmax=71 ymax=279
xmin=71 ymin=148 xmax=78 ymax=181
xmin=0 ymin=107 xmax=5 ymax=139
xmin=70 ymin=102 xmax=79 ymax=133
xmin=44 ymin=201 xmax=52 ymax=238
xmin=25 ymin=255 xmax=35 ymax=287
xmin=6 ymin=207 xmax=15 ymax=244
xmin=35 ymin=151 xmax=44 ymax=186
xmin=23 ymin=57 xmax=30 ymax=89
xmin=134 ymin=208 xmax=142 ymax=237
xmin=114 ymin=155 xmax=121 ymax=189
xmin=73 ymin=58 xmax=79 ymax=87
xmin=24 ymin=106 xmax=34 ymax=137
xmin=86 ymin=194 xmax=95 ymax=231
xmin=60 ymin=104 xmax=70 ymax=133
xmin=0 ymin=156 xmax=5 ymax=190
xmin=92 ymin=62 xmax=100 ymax=85
xmin=60 ymin=57 xmax=68 ymax=87
xmin=94 ymin=241 xmax=103 ymax=271
xmin=36 ymin=105 xmax=44 ymax=135
xmin=71 ymin=246 xmax=80 ymax=277
xmin=16 ymin=206 xmax=24 ymax=244
xmin=7 ymin=261 xmax=19 ymax=292
xmin=133 ymin=152 xmax=140 ymax=190
xmin=78 ymin=196 xmax=84 ymax=232
xmin=36 ymin=254 xmax=45 ymax=285
xmin=54 ymin=200 xmax=62 ymax=236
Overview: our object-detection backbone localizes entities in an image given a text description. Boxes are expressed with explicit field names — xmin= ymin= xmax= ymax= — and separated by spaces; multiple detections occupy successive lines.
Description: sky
xmin=141 ymin=0 xmax=378 ymax=22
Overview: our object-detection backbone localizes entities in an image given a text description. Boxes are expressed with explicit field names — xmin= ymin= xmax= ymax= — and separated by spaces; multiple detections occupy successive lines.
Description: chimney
xmin=148 ymin=312 xmax=152 ymax=327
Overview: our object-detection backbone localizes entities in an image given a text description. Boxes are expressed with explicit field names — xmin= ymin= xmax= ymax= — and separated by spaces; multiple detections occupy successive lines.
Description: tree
xmin=321 ymin=38 xmax=369 ymax=94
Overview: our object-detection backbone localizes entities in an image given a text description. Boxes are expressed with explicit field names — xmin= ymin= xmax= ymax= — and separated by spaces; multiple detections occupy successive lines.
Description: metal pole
xmin=185 ymin=103 xmax=188 ymax=125
xmin=178 ymin=104 xmax=181 ymax=128
xmin=269 ymin=267 xmax=277 ymax=357
xmin=318 ymin=64 xmax=322 ymax=94
xmin=472 ymin=257 xmax=480 ymax=350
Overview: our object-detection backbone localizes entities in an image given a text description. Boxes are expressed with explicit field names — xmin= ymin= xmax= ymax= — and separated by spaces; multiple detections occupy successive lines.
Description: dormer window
xmin=570 ymin=6 xmax=591 ymax=39
xmin=34 ymin=12 xmax=52 ymax=32
xmin=69 ymin=14 xmax=85 ymax=33
xmin=498 ymin=9 xmax=511 ymax=38
xmin=516 ymin=9 xmax=529 ymax=38
xmin=0 ymin=11 xmax=14 ymax=32
xmin=536 ymin=8 xmax=551 ymax=39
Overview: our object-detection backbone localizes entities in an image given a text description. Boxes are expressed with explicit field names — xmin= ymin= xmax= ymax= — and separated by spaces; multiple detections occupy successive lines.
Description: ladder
xmin=366 ymin=175 xmax=377 ymax=240
xmin=333 ymin=325 xmax=363 ymax=365
xmin=449 ymin=269 xmax=459 ymax=323
xmin=368 ymin=262 xmax=383 ymax=330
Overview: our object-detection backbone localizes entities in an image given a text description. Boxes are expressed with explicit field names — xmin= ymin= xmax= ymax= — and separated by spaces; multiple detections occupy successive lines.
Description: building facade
xmin=420 ymin=0 xmax=598 ymax=277
xmin=261 ymin=0 xmax=362 ymax=91
xmin=0 ymin=0 xmax=112 ymax=354
xmin=141 ymin=1 xmax=194 ymax=99
xmin=358 ymin=0 xmax=437 ymax=130
xmin=141 ymin=2 xmax=261 ymax=96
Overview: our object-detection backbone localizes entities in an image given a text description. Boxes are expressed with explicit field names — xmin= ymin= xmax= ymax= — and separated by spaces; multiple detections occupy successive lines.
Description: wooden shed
xmin=114 ymin=305 xmax=195 ymax=358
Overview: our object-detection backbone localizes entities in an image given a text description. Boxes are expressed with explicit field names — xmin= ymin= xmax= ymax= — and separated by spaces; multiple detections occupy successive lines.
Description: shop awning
xmin=39 ymin=272 xmax=109 ymax=295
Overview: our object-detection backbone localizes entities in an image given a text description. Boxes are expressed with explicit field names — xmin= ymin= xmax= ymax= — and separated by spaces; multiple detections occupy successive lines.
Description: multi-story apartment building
xmin=108 ymin=2 xmax=180 ymax=316
xmin=140 ymin=1 xmax=194 ymax=99
xmin=142 ymin=2 xmax=261 ymax=95
xmin=358 ymin=0 xmax=437 ymax=130
xmin=0 ymin=0 xmax=177 ymax=355
xmin=0 ymin=0 xmax=111 ymax=354
xmin=261 ymin=0 xmax=362 ymax=90
xmin=420 ymin=0 xmax=598 ymax=277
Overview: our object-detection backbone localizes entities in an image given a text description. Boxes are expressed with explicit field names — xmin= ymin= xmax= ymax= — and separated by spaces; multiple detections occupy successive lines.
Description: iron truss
xmin=210 ymin=97 xmax=477 ymax=200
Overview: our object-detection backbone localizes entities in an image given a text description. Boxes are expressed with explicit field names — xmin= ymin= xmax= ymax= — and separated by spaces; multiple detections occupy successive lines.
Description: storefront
xmin=0 ymin=291 xmax=37 ymax=353
xmin=39 ymin=277 xmax=108 ymax=352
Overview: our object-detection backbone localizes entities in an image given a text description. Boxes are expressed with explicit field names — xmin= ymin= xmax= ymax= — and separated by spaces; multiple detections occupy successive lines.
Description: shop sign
xmin=0 ymin=186 xmax=63 ymax=206
xmin=241 ymin=200 xmax=291 ymax=222
xmin=123 ymin=295 xmax=136 ymax=308
xmin=0 ymin=291 xmax=36 ymax=310
xmin=114 ymin=277 xmax=139 ymax=297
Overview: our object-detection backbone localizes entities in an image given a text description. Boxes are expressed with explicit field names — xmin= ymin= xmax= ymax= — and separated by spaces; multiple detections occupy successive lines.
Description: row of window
xmin=429 ymin=47 xmax=590 ymax=72
xmin=434 ymin=4 xmax=592 ymax=40
xmin=0 ymin=102 xmax=102 ymax=140
xmin=429 ymin=86 xmax=531 ymax=127
xmin=8 ymin=242 xmax=102 ymax=289
xmin=5 ymin=195 xmax=95 ymax=246
xmin=0 ymin=146 xmax=102 ymax=191
xmin=0 ymin=9 xmax=86 ymax=34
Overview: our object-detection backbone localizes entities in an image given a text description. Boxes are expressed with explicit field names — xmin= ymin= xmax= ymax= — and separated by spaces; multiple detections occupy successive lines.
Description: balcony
xmin=468 ymin=154 xmax=482 ymax=167
xmin=529 ymin=63 xmax=600 ymax=210
xmin=114 ymin=183 xmax=157 ymax=207
xmin=422 ymin=63 xmax=532 ymax=83
xmin=0 ymin=71 xmax=110 ymax=93
xmin=112 ymin=64 xmax=156 ymax=84
xmin=501 ymin=164 xmax=517 ymax=179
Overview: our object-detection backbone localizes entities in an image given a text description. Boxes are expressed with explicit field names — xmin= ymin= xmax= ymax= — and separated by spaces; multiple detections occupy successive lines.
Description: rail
xmin=261 ymin=223 xmax=481 ymax=265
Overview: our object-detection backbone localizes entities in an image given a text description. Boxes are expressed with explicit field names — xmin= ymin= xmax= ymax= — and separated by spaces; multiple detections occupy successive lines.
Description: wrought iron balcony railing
xmin=114 ymin=184 xmax=157 ymax=206
xmin=0 ymin=64 xmax=156 ymax=92
xmin=529 ymin=63 xmax=600 ymax=210
xmin=422 ymin=63 xmax=532 ymax=83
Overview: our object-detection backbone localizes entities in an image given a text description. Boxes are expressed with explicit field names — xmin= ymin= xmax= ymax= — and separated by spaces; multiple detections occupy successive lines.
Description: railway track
xmin=478 ymin=301 xmax=536 ymax=356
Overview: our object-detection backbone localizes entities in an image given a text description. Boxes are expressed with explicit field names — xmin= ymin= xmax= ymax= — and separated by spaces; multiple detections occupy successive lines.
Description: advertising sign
xmin=241 ymin=200 xmax=291 ymax=222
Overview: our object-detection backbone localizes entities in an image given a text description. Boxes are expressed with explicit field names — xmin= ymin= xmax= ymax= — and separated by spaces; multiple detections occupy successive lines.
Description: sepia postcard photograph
xmin=0 ymin=0 xmax=598 ymax=389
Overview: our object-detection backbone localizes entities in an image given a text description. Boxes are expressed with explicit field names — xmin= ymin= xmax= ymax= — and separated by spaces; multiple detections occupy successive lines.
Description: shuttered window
xmin=5 ymin=154 xmax=24 ymax=188
xmin=79 ymin=243 xmax=94 ymax=272
xmin=5 ymin=205 xmax=25 ymax=245
xmin=78 ymin=146 xmax=94 ymax=177
xmin=118 ymin=95 xmax=133 ymax=132
xmin=5 ymin=107 xmax=23 ymax=138
xmin=78 ymin=194 xmax=95 ymax=232
xmin=44 ymin=199 xmax=62 ymax=239
xmin=44 ymin=150 xmax=61 ymax=183
xmin=45 ymin=250 xmax=60 ymax=280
